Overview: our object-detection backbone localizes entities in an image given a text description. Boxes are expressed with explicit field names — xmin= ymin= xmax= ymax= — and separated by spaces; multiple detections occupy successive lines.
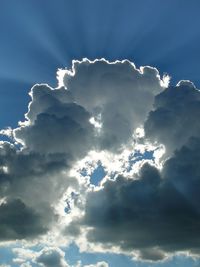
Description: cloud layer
xmin=0 ymin=59 xmax=200 ymax=262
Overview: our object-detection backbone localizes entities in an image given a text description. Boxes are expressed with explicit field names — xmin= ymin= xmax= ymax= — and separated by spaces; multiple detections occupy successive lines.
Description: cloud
xmin=14 ymin=84 xmax=95 ymax=159
xmin=13 ymin=247 xmax=109 ymax=267
xmin=0 ymin=199 xmax=47 ymax=240
xmin=61 ymin=59 xmax=167 ymax=151
xmin=20 ymin=263 xmax=32 ymax=267
xmin=80 ymin=262 xmax=109 ymax=267
xmin=64 ymin=68 xmax=200 ymax=260
xmin=144 ymin=80 xmax=200 ymax=156
xmin=35 ymin=247 xmax=69 ymax=267
xmin=77 ymin=136 xmax=200 ymax=260
xmin=0 ymin=143 xmax=60 ymax=240
xmin=13 ymin=247 xmax=69 ymax=267
xmin=13 ymin=247 xmax=36 ymax=264
xmin=0 ymin=59 xmax=168 ymax=243
xmin=1 ymin=58 xmax=200 ymax=263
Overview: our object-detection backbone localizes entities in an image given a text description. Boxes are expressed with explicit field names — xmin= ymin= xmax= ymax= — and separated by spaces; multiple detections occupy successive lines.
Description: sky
xmin=0 ymin=1 xmax=200 ymax=266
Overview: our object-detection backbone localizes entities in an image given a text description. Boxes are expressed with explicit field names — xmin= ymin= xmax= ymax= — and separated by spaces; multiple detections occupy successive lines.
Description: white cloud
xmin=78 ymin=261 xmax=109 ymax=267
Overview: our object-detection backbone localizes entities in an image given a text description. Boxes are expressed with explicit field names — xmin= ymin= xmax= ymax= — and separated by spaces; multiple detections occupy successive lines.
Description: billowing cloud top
xmin=0 ymin=59 xmax=200 ymax=263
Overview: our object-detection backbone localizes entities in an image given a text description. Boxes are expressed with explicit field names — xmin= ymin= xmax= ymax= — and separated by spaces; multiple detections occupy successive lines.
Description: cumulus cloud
xmin=75 ymin=136 xmax=200 ymax=260
xmin=0 ymin=59 xmax=168 ymax=243
xmin=35 ymin=247 xmax=69 ymax=267
xmin=1 ymin=58 xmax=200 ymax=263
xmin=145 ymin=80 xmax=200 ymax=156
xmin=0 ymin=141 xmax=72 ymax=240
xmin=0 ymin=199 xmax=48 ymax=240
xmin=14 ymin=84 xmax=95 ymax=158
xmin=69 ymin=72 xmax=200 ymax=261
xmin=62 ymin=59 xmax=167 ymax=151
xmin=54 ymin=61 xmax=200 ymax=260
xmin=13 ymin=247 xmax=69 ymax=267
xmin=13 ymin=247 xmax=109 ymax=267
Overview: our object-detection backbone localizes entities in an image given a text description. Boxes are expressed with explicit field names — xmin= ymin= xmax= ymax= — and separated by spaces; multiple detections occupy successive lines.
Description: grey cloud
xmin=145 ymin=80 xmax=200 ymax=156
xmin=71 ymin=74 xmax=200 ymax=260
xmin=1 ymin=58 xmax=200 ymax=263
xmin=162 ymin=137 xmax=200 ymax=216
xmin=15 ymin=59 xmax=166 ymax=156
xmin=14 ymin=247 xmax=109 ymax=267
xmin=0 ymin=199 xmax=47 ymax=240
xmin=5 ymin=81 xmax=97 ymax=242
xmin=0 ymin=76 xmax=96 ymax=241
xmin=63 ymin=59 xmax=166 ymax=151
xmin=35 ymin=247 xmax=68 ymax=267
xmin=0 ymin=59 xmax=166 ymax=242
xmin=15 ymin=86 xmax=94 ymax=158
xmin=25 ymin=84 xmax=72 ymax=123
xmin=14 ymin=59 xmax=167 ymax=158
xmin=0 ymin=142 xmax=71 ymax=205
xmin=138 ymin=248 xmax=166 ymax=261
xmin=80 ymin=138 xmax=200 ymax=260
xmin=0 ymin=140 xmax=76 ymax=240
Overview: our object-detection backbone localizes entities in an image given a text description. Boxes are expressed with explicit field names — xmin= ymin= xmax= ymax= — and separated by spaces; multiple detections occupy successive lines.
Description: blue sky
xmin=0 ymin=1 xmax=200 ymax=267
xmin=0 ymin=0 xmax=200 ymax=129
